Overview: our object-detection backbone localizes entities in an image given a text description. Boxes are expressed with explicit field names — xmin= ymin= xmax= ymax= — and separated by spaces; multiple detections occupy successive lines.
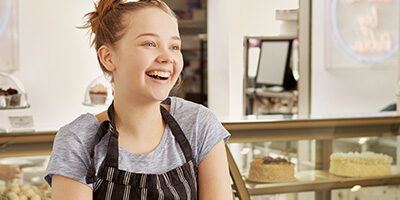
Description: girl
xmin=44 ymin=0 xmax=232 ymax=199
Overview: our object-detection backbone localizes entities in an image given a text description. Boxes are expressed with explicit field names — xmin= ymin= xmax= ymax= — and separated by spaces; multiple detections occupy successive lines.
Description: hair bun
xmin=95 ymin=0 xmax=124 ymax=21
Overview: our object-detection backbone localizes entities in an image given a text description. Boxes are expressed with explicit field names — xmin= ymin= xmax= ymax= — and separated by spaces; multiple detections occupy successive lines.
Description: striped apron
xmin=86 ymin=98 xmax=198 ymax=200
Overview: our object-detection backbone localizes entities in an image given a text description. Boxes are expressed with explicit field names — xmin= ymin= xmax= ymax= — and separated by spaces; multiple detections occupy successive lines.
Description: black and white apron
xmin=86 ymin=98 xmax=198 ymax=200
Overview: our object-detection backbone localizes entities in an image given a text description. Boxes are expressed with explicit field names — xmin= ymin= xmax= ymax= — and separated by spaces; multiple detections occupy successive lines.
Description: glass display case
xmin=1 ymin=113 xmax=400 ymax=200
xmin=0 ymin=72 xmax=30 ymax=110
xmin=82 ymin=75 xmax=113 ymax=107
xmin=0 ymin=155 xmax=51 ymax=199
xmin=223 ymin=112 xmax=400 ymax=200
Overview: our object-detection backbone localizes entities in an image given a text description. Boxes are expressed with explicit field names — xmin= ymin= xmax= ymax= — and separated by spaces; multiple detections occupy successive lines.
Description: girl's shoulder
xmin=55 ymin=113 xmax=100 ymax=147
xmin=170 ymin=96 xmax=224 ymax=131
xmin=170 ymin=96 xmax=209 ymax=115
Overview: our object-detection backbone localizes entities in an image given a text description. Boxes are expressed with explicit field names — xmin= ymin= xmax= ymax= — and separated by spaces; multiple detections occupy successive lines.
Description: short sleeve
xmin=44 ymin=126 xmax=93 ymax=189
xmin=196 ymin=106 xmax=231 ymax=164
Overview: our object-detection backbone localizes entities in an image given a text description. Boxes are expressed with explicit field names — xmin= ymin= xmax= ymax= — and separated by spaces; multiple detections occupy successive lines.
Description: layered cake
xmin=329 ymin=152 xmax=392 ymax=177
xmin=89 ymin=84 xmax=108 ymax=104
xmin=248 ymin=156 xmax=295 ymax=182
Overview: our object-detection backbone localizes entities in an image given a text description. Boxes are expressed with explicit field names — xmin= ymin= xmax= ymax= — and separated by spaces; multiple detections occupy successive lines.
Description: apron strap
xmin=161 ymin=98 xmax=171 ymax=105
xmin=103 ymin=101 xmax=119 ymax=169
xmin=160 ymin=105 xmax=194 ymax=162
xmin=86 ymin=120 xmax=111 ymax=184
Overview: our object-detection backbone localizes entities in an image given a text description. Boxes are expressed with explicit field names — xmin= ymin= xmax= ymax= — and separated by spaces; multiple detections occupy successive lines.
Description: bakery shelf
xmin=223 ymin=112 xmax=400 ymax=143
xmin=0 ymin=104 xmax=30 ymax=110
xmin=245 ymin=168 xmax=400 ymax=196
xmin=178 ymin=20 xmax=206 ymax=35
xmin=0 ymin=131 xmax=56 ymax=143
xmin=0 ymin=131 xmax=56 ymax=158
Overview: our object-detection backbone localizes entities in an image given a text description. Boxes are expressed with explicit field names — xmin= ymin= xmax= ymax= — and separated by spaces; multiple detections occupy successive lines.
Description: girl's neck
xmin=112 ymin=94 xmax=165 ymax=139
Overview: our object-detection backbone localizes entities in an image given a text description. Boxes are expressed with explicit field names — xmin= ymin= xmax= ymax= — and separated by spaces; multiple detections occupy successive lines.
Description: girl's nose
xmin=156 ymin=49 xmax=173 ymax=64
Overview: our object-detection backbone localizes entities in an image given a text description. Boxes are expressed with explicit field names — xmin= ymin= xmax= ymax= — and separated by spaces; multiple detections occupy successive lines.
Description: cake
xmin=329 ymin=152 xmax=392 ymax=177
xmin=0 ymin=88 xmax=21 ymax=107
xmin=248 ymin=156 xmax=295 ymax=182
xmin=89 ymin=84 xmax=108 ymax=104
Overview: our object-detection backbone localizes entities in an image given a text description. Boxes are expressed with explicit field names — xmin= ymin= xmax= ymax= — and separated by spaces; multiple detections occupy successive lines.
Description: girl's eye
xmin=172 ymin=45 xmax=180 ymax=50
xmin=144 ymin=42 xmax=155 ymax=47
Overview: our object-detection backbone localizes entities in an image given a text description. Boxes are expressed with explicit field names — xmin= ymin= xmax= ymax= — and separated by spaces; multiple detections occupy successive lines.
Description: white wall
xmin=0 ymin=0 xmax=302 ymax=131
xmin=311 ymin=0 xmax=398 ymax=115
xmin=208 ymin=0 xmax=298 ymax=117
xmin=0 ymin=0 xmax=104 ymax=131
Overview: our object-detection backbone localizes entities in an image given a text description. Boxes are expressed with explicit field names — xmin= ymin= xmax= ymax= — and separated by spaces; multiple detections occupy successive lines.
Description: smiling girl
xmin=44 ymin=0 xmax=232 ymax=199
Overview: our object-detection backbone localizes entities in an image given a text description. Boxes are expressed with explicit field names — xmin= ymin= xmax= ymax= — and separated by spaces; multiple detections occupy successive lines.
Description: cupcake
xmin=6 ymin=88 xmax=21 ymax=106
xmin=0 ymin=88 xmax=20 ymax=107
xmin=89 ymin=84 xmax=108 ymax=104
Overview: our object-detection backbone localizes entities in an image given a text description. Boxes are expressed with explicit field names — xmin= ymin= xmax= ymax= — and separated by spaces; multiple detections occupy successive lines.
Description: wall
xmin=311 ymin=0 xmax=398 ymax=115
xmin=0 ymin=0 xmax=301 ymax=131
xmin=208 ymin=0 xmax=299 ymax=117
xmin=0 ymin=0 xmax=104 ymax=131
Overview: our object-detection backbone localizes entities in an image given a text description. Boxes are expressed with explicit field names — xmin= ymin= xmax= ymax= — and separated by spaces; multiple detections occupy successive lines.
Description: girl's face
xmin=111 ymin=8 xmax=183 ymax=102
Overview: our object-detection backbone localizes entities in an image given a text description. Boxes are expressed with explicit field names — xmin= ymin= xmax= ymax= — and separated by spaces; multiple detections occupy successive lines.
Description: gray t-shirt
xmin=44 ymin=97 xmax=230 ymax=189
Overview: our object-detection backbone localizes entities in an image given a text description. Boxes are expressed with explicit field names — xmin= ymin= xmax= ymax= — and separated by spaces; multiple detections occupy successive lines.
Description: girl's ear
xmin=98 ymin=45 xmax=117 ymax=71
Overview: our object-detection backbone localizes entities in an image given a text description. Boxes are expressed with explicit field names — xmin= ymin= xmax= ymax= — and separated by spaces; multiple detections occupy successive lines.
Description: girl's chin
xmin=149 ymin=90 xmax=171 ymax=101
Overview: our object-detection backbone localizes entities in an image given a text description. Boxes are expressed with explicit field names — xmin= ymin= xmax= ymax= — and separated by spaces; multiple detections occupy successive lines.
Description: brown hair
xmin=80 ymin=0 xmax=177 ymax=80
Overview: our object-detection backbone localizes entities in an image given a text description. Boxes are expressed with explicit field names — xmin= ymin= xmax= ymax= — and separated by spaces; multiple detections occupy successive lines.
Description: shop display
xmin=82 ymin=75 xmax=113 ymax=106
xmin=329 ymin=152 xmax=393 ymax=177
xmin=0 ymin=72 xmax=29 ymax=109
xmin=0 ymin=88 xmax=20 ymax=107
xmin=89 ymin=83 xmax=108 ymax=104
xmin=247 ymin=156 xmax=295 ymax=182
xmin=0 ymin=181 xmax=50 ymax=200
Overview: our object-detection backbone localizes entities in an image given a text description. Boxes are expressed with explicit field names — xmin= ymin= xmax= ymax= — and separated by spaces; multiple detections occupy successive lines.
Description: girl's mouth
xmin=145 ymin=70 xmax=171 ymax=80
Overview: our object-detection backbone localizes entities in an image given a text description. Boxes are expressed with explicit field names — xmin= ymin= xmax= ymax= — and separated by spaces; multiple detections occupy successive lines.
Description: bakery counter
xmin=2 ymin=112 xmax=400 ymax=199
xmin=223 ymin=112 xmax=400 ymax=200
xmin=221 ymin=112 xmax=400 ymax=143
xmin=0 ymin=131 xmax=56 ymax=158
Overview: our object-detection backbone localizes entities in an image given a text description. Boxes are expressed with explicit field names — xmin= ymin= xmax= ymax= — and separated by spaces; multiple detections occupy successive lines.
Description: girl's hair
xmin=81 ymin=0 xmax=177 ymax=79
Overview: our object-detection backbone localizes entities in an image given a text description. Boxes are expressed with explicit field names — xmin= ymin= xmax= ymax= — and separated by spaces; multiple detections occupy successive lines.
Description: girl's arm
xmin=51 ymin=175 xmax=92 ymax=200
xmin=198 ymin=140 xmax=232 ymax=200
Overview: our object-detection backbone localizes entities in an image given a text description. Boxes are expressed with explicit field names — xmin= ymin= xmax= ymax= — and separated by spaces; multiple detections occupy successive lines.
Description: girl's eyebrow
xmin=135 ymin=33 xmax=181 ymax=41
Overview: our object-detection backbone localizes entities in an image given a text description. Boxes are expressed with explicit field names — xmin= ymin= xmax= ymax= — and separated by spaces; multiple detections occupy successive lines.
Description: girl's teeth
xmin=147 ymin=71 xmax=171 ymax=78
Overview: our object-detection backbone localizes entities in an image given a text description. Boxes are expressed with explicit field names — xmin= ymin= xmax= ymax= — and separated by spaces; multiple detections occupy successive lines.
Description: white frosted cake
xmin=329 ymin=152 xmax=392 ymax=177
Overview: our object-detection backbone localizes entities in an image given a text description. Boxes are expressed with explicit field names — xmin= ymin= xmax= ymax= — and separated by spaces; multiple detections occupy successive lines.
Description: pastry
xmin=329 ymin=152 xmax=392 ymax=177
xmin=0 ymin=88 xmax=21 ymax=107
xmin=248 ymin=156 xmax=295 ymax=182
xmin=89 ymin=84 xmax=108 ymax=104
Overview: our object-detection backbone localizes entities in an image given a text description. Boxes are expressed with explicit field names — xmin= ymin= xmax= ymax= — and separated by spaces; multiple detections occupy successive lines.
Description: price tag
xmin=8 ymin=116 xmax=34 ymax=129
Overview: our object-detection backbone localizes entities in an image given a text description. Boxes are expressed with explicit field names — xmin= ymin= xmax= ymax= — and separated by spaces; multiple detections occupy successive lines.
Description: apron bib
xmin=86 ymin=98 xmax=198 ymax=200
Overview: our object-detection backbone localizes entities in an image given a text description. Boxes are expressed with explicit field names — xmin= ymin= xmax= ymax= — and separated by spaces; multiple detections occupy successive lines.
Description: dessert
xmin=0 ymin=182 xmax=50 ymax=200
xmin=0 ymin=88 xmax=21 ymax=107
xmin=89 ymin=83 xmax=108 ymax=104
xmin=329 ymin=152 xmax=392 ymax=177
xmin=248 ymin=156 xmax=295 ymax=182
xmin=7 ymin=88 xmax=21 ymax=106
